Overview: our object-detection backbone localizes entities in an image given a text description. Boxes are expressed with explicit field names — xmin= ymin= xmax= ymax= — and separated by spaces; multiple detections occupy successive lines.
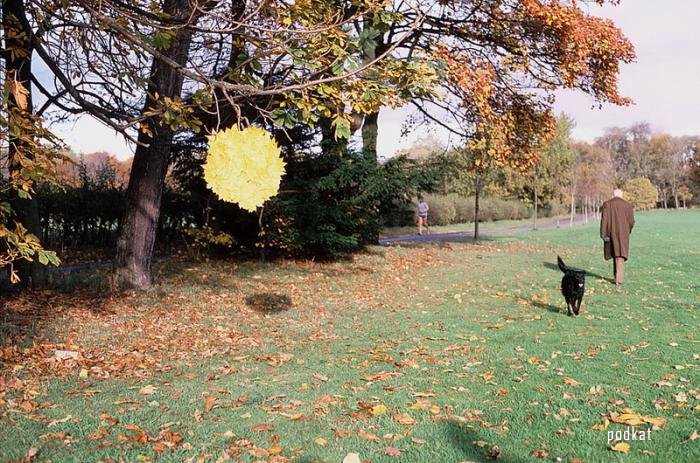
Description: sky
xmin=48 ymin=0 xmax=700 ymax=161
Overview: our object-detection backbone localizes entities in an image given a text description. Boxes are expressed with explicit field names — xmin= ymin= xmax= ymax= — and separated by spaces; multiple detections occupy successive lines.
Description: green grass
xmin=1 ymin=210 xmax=698 ymax=462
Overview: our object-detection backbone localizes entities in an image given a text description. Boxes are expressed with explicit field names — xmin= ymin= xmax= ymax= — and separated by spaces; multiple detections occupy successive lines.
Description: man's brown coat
xmin=600 ymin=197 xmax=635 ymax=260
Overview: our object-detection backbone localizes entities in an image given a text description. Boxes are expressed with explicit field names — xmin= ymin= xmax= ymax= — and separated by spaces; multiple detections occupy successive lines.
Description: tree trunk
xmin=533 ymin=181 xmax=538 ymax=230
xmin=359 ymin=16 xmax=385 ymax=161
xmin=113 ymin=0 xmax=195 ymax=289
xmin=474 ymin=175 xmax=481 ymax=240
xmin=361 ymin=111 xmax=379 ymax=160
xmin=569 ymin=186 xmax=575 ymax=227
xmin=3 ymin=0 xmax=45 ymax=288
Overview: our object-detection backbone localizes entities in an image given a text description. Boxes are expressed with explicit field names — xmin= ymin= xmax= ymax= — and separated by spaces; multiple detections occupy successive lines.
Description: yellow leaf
xmin=610 ymin=442 xmax=630 ymax=454
xmin=79 ymin=368 xmax=89 ymax=379
xmin=591 ymin=418 xmax=609 ymax=431
xmin=314 ymin=437 xmax=328 ymax=447
xmin=371 ymin=405 xmax=387 ymax=416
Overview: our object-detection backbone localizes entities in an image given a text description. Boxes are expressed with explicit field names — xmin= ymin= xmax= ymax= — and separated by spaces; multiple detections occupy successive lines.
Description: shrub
xmin=623 ymin=177 xmax=658 ymax=210
xmin=423 ymin=193 xmax=457 ymax=225
xmin=262 ymin=151 xmax=424 ymax=257
xmin=419 ymin=194 xmax=529 ymax=224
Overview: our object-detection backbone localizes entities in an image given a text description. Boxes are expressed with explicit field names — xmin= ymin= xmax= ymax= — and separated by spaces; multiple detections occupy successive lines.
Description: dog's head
xmin=572 ymin=271 xmax=586 ymax=288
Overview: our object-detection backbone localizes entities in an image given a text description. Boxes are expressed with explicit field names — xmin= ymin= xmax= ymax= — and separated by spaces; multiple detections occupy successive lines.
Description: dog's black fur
xmin=557 ymin=256 xmax=585 ymax=316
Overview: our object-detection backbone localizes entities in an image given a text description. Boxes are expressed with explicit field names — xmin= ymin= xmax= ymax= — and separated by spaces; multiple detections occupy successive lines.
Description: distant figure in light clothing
xmin=417 ymin=197 xmax=430 ymax=235
xmin=600 ymin=188 xmax=635 ymax=285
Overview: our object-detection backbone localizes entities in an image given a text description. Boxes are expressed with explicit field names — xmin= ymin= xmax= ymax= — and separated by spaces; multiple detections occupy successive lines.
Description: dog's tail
xmin=557 ymin=255 xmax=568 ymax=273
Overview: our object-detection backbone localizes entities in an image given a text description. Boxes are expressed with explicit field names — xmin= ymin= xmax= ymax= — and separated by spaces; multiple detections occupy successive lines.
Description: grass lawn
xmin=1 ymin=210 xmax=698 ymax=462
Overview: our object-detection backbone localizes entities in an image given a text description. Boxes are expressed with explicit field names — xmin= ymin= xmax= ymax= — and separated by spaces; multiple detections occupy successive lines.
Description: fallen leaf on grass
xmin=357 ymin=429 xmax=381 ymax=442
xmin=139 ymin=385 xmax=157 ymax=395
xmin=591 ymin=418 xmax=610 ymax=431
xmin=687 ymin=430 xmax=698 ymax=442
xmin=48 ymin=415 xmax=73 ymax=427
xmin=342 ymin=453 xmax=361 ymax=463
xmin=609 ymin=410 xmax=666 ymax=427
xmin=610 ymin=442 xmax=630 ymax=454
xmin=251 ymin=423 xmax=272 ymax=432
xmin=363 ymin=371 xmax=402 ymax=382
xmin=531 ymin=449 xmax=549 ymax=458
xmin=54 ymin=350 xmax=79 ymax=360
xmin=371 ymin=404 xmax=387 ymax=416
xmin=394 ymin=413 xmax=417 ymax=425
xmin=385 ymin=446 xmax=401 ymax=457
xmin=314 ymin=437 xmax=327 ymax=447
xmin=204 ymin=395 xmax=218 ymax=412
xmin=564 ymin=377 xmax=581 ymax=386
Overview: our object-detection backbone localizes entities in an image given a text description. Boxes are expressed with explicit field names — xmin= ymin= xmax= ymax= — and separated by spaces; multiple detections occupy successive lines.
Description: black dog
xmin=557 ymin=256 xmax=585 ymax=316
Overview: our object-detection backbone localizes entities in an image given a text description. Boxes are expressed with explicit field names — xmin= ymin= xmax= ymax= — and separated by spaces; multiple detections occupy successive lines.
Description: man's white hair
xmin=613 ymin=188 xmax=624 ymax=198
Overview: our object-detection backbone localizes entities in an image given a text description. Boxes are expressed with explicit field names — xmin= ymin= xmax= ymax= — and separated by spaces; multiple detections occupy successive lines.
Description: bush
xmin=420 ymin=194 xmax=529 ymax=225
xmin=623 ymin=177 xmax=658 ymax=210
xmin=262 ymin=151 xmax=423 ymax=257
xmin=424 ymin=193 xmax=457 ymax=225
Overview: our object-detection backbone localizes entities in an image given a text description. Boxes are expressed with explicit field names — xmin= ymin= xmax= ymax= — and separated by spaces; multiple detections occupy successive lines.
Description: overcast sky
xmin=50 ymin=0 xmax=700 ymax=160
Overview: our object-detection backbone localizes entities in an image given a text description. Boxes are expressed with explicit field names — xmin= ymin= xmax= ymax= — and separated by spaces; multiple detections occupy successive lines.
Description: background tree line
xmin=396 ymin=119 xmax=698 ymax=230
xmin=2 ymin=0 xmax=642 ymax=289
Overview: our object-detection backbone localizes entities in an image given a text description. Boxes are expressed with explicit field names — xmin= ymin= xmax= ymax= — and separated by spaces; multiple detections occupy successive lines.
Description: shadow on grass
xmin=381 ymin=235 xmax=500 ymax=247
xmin=514 ymin=294 xmax=563 ymax=315
xmin=245 ymin=292 xmax=293 ymax=314
xmin=442 ymin=419 xmax=527 ymax=463
xmin=542 ymin=261 xmax=615 ymax=284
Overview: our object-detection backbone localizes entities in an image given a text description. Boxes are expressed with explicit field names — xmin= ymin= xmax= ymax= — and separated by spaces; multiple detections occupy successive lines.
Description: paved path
xmin=379 ymin=214 xmax=595 ymax=245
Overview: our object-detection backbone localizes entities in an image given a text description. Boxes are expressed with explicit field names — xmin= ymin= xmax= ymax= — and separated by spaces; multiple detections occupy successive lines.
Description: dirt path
xmin=379 ymin=214 xmax=594 ymax=245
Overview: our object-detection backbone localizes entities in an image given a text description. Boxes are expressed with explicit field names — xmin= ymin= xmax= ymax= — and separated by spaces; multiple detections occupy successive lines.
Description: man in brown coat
xmin=600 ymin=189 xmax=635 ymax=284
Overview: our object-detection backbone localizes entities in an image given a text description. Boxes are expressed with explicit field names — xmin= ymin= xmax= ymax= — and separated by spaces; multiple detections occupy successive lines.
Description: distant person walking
xmin=600 ymin=188 xmax=635 ymax=285
xmin=417 ymin=197 xmax=430 ymax=235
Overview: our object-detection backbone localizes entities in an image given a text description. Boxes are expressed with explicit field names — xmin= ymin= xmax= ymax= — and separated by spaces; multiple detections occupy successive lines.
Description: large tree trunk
xmin=3 ymin=0 xmax=45 ymax=288
xmin=359 ymin=17 xmax=386 ymax=161
xmin=113 ymin=0 xmax=194 ymax=289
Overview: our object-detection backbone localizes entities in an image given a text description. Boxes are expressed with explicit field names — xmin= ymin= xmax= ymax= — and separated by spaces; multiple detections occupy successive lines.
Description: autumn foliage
xmin=435 ymin=0 xmax=635 ymax=172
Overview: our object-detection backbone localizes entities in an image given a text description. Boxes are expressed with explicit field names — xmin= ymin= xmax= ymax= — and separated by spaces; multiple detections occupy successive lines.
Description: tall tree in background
xmin=573 ymin=142 xmax=614 ymax=221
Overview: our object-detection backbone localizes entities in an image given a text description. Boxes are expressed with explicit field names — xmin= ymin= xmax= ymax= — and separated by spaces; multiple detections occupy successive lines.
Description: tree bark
xmin=533 ymin=180 xmax=538 ymax=230
xmin=361 ymin=111 xmax=379 ymax=160
xmin=569 ymin=185 xmax=575 ymax=227
xmin=474 ymin=175 xmax=481 ymax=240
xmin=113 ymin=0 xmax=195 ymax=289
xmin=3 ymin=0 xmax=45 ymax=288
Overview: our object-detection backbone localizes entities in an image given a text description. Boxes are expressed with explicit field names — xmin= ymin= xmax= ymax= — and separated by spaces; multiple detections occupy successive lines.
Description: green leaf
xmin=333 ymin=116 xmax=351 ymax=140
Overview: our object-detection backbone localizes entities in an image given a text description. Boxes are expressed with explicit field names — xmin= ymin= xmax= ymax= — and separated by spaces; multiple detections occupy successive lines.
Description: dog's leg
xmin=574 ymin=298 xmax=582 ymax=316
xmin=566 ymin=301 xmax=573 ymax=316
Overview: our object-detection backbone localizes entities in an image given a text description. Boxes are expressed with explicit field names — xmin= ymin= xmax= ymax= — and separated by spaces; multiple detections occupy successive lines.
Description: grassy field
xmin=1 ymin=210 xmax=697 ymax=462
